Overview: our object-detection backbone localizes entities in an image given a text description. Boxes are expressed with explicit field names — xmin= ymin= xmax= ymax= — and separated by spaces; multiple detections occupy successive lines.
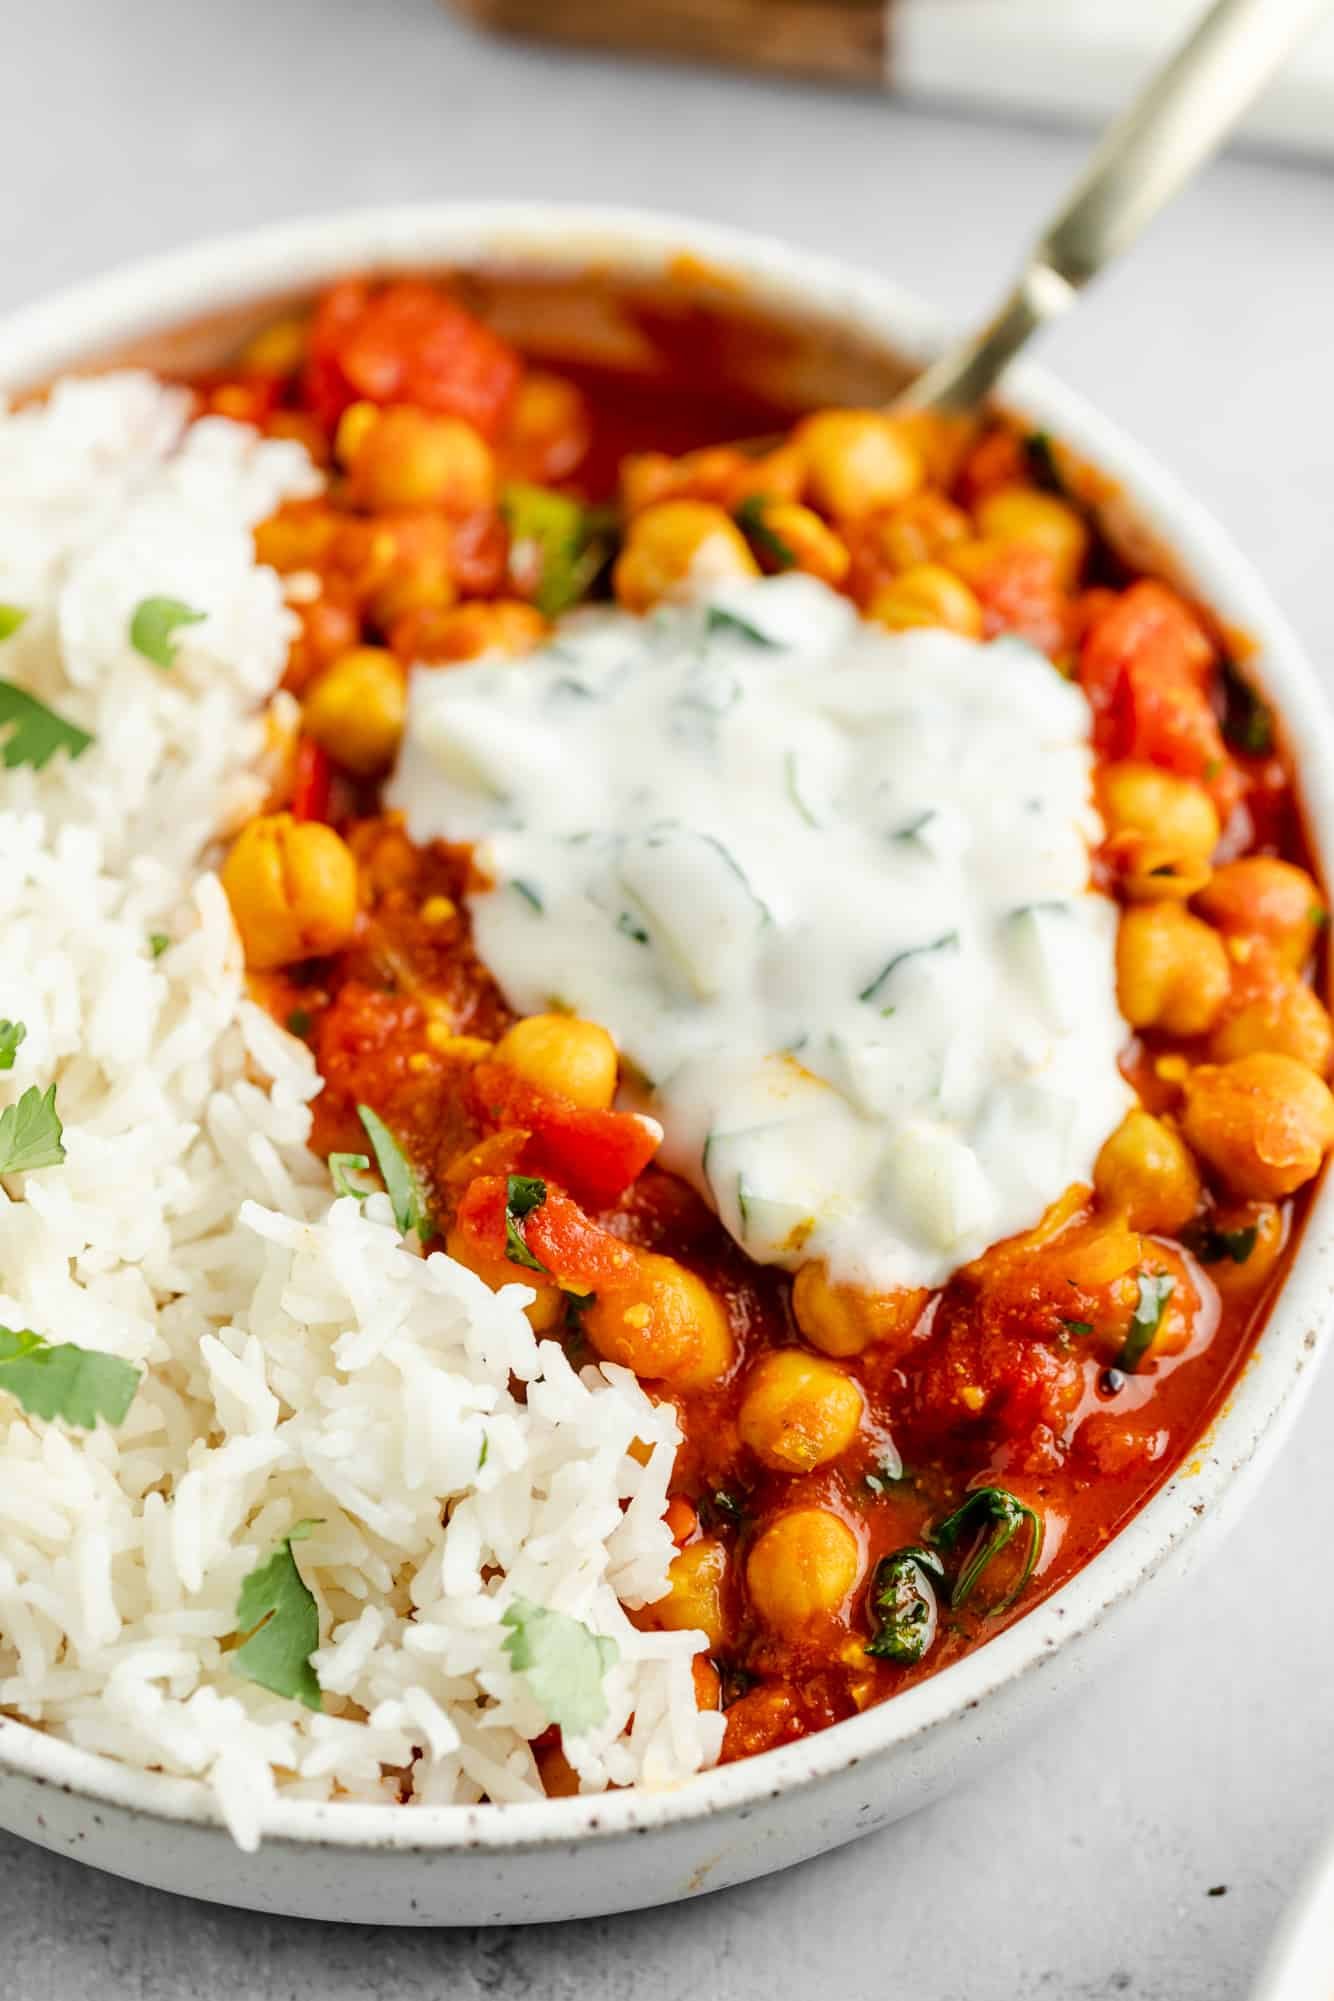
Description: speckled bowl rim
xmin=1 ymin=202 xmax=1331 ymax=1856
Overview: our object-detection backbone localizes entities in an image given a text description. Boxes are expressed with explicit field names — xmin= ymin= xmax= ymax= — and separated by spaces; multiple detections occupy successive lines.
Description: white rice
xmin=0 ymin=375 xmax=719 ymax=1848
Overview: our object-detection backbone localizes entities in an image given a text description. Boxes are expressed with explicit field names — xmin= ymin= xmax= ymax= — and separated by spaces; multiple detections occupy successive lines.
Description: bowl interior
xmin=2 ymin=205 xmax=1332 ymax=1861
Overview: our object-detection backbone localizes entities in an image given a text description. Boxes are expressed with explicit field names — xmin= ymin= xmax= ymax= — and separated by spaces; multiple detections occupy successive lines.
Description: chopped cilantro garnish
xmin=286 ymin=1007 xmax=312 ymax=1039
xmin=866 ymin=1545 xmax=945 ymax=1663
xmin=734 ymin=495 xmax=797 ymax=569
xmin=1188 ymin=1222 xmax=1257 ymax=1267
xmin=504 ymin=1174 xmax=549 ymax=1274
xmin=1060 ymin=1318 xmax=1094 ymax=1337
xmin=328 ymin=1151 xmax=374 ymax=1202
xmin=698 ymin=1487 xmax=748 ymax=1531
xmin=704 ymin=605 xmax=777 ymax=646
xmin=0 ymin=1083 xmax=65 ymax=1175
xmin=616 ymin=910 xmax=649 ymax=944
xmin=512 ymin=879 xmax=544 ymax=914
xmin=1117 ymin=1272 xmax=1175 ymax=1373
xmin=355 ymin=1104 xmax=427 ymax=1238
xmin=477 ymin=1433 xmax=489 ymax=1471
xmin=1220 ymin=659 xmax=1274 ymax=757
xmin=0 ymin=606 xmax=27 ymax=641
xmin=932 ymin=1486 xmax=1044 ymax=1615
xmin=233 ymin=1522 xmax=322 ymax=1711
xmin=0 ymin=681 xmax=92 ymax=770
xmin=500 ymin=1598 xmax=618 ymax=1736
xmin=0 ymin=1021 xmax=25 ymax=1072
xmin=149 ymin=932 xmax=170 ymax=960
xmin=1023 ymin=431 xmax=1065 ymax=494
xmin=501 ymin=484 xmax=614 ymax=618
xmin=0 ymin=1326 xmax=140 ymax=1429
xmin=129 ymin=596 xmax=206 ymax=670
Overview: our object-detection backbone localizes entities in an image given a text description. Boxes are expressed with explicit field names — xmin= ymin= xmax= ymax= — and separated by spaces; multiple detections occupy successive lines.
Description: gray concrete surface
xmin=2 ymin=2 xmax=1332 ymax=1993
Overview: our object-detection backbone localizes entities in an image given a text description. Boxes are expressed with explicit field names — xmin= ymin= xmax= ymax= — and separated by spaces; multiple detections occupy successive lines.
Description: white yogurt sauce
xmin=390 ymin=574 xmax=1131 ymax=1290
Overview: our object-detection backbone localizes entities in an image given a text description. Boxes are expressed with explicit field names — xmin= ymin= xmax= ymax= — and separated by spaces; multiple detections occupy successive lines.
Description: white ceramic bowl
xmin=1253 ymin=1830 xmax=1334 ymax=2000
xmin=1 ymin=204 xmax=1332 ymax=1927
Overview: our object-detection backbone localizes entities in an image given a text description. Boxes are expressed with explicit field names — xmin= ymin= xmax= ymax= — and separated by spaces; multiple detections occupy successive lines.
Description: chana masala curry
xmin=203 ymin=276 xmax=1331 ymax=1775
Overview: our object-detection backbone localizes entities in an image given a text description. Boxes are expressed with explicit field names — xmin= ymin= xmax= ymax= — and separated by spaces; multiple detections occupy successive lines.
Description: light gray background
xmin=3 ymin=2 xmax=1332 ymax=1994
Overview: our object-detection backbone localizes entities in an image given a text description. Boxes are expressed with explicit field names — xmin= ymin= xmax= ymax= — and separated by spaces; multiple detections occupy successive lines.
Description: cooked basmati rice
xmin=0 ymin=376 xmax=719 ymax=1848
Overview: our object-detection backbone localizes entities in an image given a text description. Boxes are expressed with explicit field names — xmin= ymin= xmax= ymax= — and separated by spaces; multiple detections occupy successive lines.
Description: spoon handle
xmin=900 ymin=0 xmax=1333 ymax=415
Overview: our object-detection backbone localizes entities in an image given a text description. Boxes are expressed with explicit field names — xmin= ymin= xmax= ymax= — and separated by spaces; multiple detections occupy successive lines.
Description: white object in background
xmin=894 ymin=0 xmax=1334 ymax=157
xmin=1253 ymin=1829 xmax=1334 ymax=2000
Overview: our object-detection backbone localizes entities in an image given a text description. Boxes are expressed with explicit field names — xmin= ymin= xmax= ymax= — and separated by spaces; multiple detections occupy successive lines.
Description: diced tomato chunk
xmin=290 ymin=737 xmax=331 ymax=822
xmin=469 ymin=1059 xmax=659 ymax=1209
xmin=302 ymin=279 xmax=522 ymax=437
xmin=965 ymin=544 xmax=1069 ymax=656
xmin=1079 ymin=581 xmax=1240 ymax=814
xmin=453 ymin=1173 xmax=638 ymax=1292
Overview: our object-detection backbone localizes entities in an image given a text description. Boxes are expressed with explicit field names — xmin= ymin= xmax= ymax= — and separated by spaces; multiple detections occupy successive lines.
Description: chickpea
xmin=391 ymin=599 xmax=547 ymax=665
xmin=331 ymin=512 xmax=456 ymax=627
xmin=869 ymin=490 xmax=971 ymax=574
xmin=1116 ymin=902 xmax=1231 ymax=1036
xmin=868 ymin=563 xmax=984 ymax=639
xmin=254 ymin=499 xmax=339 ymax=575
xmin=974 ymin=486 xmax=1089 ymax=588
xmin=737 ymin=1351 xmax=864 ymax=1473
xmin=500 ymin=372 xmax=590 ymax=485
xmin=1099 ymin=762 xmax=1219 ymax=861
xmin=743 ymin=501 xmax=850 ymax=586
xmin=302 ymin=647 xmax=406 ymax=776
xmin=613 ymin=501 xmax=759 ymax=613
xmin=443 ymin=1225 xmax=564 ymax=1333
xmin=746 ymin=1508 xmax=862 ymax=1637
xmin=795 ymin=411 xmax=924 ymax=520
xmin=655 ymin=1538 xmax=728 ymax=1649
xmin=1195 ymin=859 xmax=1326 ymax=972
xmin=1094 ymin=1109 xmax=1201 ymax=1235
xmin=1210 ymin=957 xmax=1333 ymax=1075
xmin=1180 ymin=1052 xmax=1334 ymax=1199
xmin=495 ymin=1013 xmax=617 ymax=1110
xmin=345 ymin=407 xmax=495 ymax=515
xmin=221 ymin=813 xmax=358 ymax=969
xmin=584 ymin=1254 xmax=734 ymax=1388
xmin=792 ymin=1263 xmax=928 ymax=1359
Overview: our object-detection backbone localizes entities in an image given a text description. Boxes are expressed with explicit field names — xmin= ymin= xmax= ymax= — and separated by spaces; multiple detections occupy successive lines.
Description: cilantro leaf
xmin=0 ymin=606 xmax=26 ymax=641
xmin=504 ymin=1173 xmax=549 ymax=1274
xmin=500 ymin=1598 xmax=618 ymax=1735
xmin=501 ymin=484 xmax=613 ymax=618
xmin=148 ymin=932 xmax=170 ymax=960
xmin=355 ymin=1104 xmax=427 ymax=1237
xmin=866 ymin=1545 xmax=945 ymax=1663
xmin=0 ymin=1021 xmax=25 ymax=1072
xmin=1023 ymin=431 xmax=1065 ymax=494
xmin=1187 ymin=1220 xmax=1258 ymax=1267
xmin=704 ymin=605 xmax=778 ymax=646
xmin=129 ymin=597 xmax=206 ymax=670
xmin=734 ymin=495 xmax=796 ymax=569
xmin=0 ymin=1326 xmax=140 ymax=1429
xmin=1220 ymin=659 xmax=1274 ymax=757
xmin=0 ymin=1083 xmax=65 ymax=1175
xmin=329 ymin=1150 xmax=374 ymax=1201
xmin=0 ymin=681 xmax=92 ymax=770
xmin=931 ymin=1485 xmax=1044 ymax=1616
xmin=1060 ymin=1317 xmax=1094 ymax=1337
xmin=233 ymin=1521 xmax=322 ymax=1711
xmin=1117 ymin=1272 xmax=1175 ymax=1373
